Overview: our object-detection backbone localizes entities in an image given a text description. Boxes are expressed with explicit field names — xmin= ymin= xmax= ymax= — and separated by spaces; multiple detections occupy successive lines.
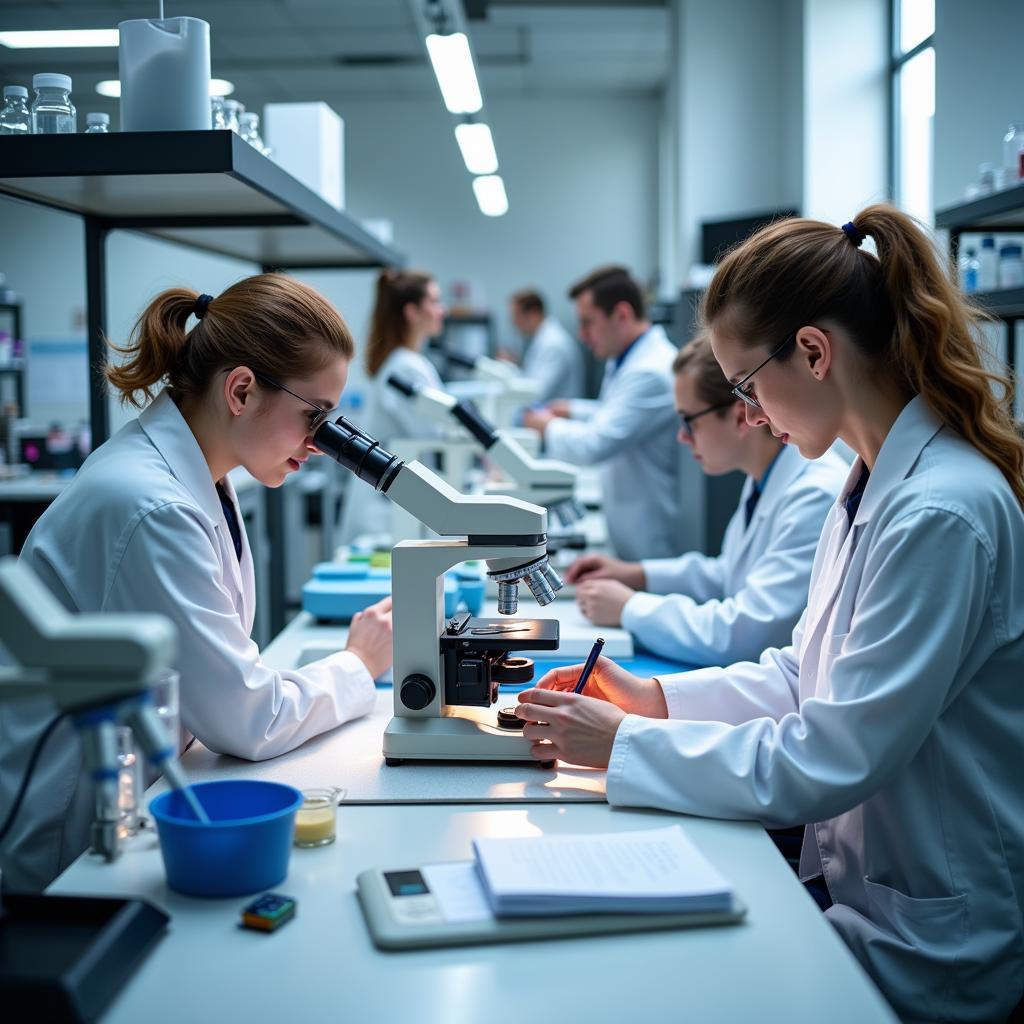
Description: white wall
xmin=0 ymin=90 xmax=659 ymax=433
xmin=802 ymin=0 xmax=889 ymax=223
xmin=663 ymin=0 xmax=804 ymax=285
xmin=934 ymin=0 xmax=1024 ymax=209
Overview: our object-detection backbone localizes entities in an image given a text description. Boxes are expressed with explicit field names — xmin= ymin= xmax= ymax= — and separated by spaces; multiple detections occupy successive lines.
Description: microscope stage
xmin=440 ymin=617 xmax=559 ymax=652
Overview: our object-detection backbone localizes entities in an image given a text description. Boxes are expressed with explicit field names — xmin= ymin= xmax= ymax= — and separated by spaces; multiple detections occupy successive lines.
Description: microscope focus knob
xmin=400 ymin=674 xmax=436 ymax=711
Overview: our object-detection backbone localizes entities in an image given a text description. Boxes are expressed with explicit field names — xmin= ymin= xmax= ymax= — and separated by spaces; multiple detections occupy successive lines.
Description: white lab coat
xmin=521 ymin=316 xmax=585 ymax=403
xmin=606 ymin=396 xmax=1024 ymax=1022
xmin=621 ymin=444 xmax=848 ymax=665
xmin=544 ymin=325 xmax=680 ymax=560
xmin=0 ymin=389 xmax=375 ymax=889
xmin=338 ymin=346 xmax=444 ymax=543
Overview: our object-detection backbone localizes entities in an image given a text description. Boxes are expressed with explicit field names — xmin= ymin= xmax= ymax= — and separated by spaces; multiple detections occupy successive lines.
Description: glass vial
xmin=0 ymin=86 xmax=31 ymax=135
xmin=30 ymin=73 xmax=76 ymax=134
xmin=85 ymin=112 xmax=110 ymax=134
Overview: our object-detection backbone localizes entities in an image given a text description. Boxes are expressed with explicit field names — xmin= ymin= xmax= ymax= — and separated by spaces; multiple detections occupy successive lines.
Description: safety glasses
xmin=677 ymin=400 xmax=736 ymax=437
xmin=253 ymin=371 xmax=336 ymax=433
xmin=730 ymin=333 xmax=796 ymax=410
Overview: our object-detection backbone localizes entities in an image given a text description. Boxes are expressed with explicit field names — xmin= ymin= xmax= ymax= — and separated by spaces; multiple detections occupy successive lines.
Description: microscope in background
xmin=0 ymin=558 xmax=182 ymax=862
xmin=386 ymin=375 xmax=585 ymax=532
xmin=314 ymin=414 xmax=564 ymax=765
xmin=432 ymin=345 xmax=540 ymax=431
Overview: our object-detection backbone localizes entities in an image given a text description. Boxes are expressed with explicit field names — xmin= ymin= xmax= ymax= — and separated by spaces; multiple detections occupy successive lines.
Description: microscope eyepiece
xmin=314 ymin=416 xmax=404 ymax=492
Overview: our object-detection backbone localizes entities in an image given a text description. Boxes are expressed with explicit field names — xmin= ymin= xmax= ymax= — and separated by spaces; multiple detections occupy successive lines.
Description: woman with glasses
xmin=516 ymin=206 xmax=1024 ymax=1022
xmin=0 ymin=274 xmax=393 ymax=889
xmin=339 ymin=268 xmax=447 ymax=543
xmin=564 ymin=332 xmax=846 ymax=667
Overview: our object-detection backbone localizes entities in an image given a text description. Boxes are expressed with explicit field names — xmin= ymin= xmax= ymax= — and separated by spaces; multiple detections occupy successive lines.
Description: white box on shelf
xmin=263 ymin=102 xmax=345 ymax=210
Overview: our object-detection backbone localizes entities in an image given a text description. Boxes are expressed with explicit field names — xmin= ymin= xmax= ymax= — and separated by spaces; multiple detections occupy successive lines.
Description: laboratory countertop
xmin=177 ymin=598 xmax=629 ymax=804
xmin=0 ymin=472 xmax=71 ymax=500
xmin=50 ymin=803 xmax=896 ymax=1024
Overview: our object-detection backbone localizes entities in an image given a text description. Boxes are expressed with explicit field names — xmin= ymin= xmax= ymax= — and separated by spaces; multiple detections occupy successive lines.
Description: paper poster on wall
xmin=26 ymin=338 xmax=89 ymax=425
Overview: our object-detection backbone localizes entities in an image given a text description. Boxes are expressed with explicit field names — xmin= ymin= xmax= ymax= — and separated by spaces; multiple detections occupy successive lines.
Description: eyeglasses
xmin=253 ymin=371 xmax=336 ymax=434
xmin=677 ymin=399 xmax=736 ymax=438
xmin=730 ymin=333 xmax=796 ymax=410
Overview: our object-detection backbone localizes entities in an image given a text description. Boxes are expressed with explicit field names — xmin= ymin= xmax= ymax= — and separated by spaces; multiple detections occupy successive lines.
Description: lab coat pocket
xmin=811 ymin=632 xmax=848 ymax=699
xmin=863 ymin=874 xmax=968 ymax=955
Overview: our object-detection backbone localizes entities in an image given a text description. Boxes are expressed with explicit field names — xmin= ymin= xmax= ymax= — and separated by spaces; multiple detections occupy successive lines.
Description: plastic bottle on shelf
xmin=0 ymin=86 xmax=31 ymax=135
xmin=30 ymin=73 xmax=76 ymax=134
xmin=1002 ymin=122 xmax=1024 ymax=187
xmin=998 ymin=243 xmax=1024 ymax=289
xmin=977 ymin=237 xmax=999 ymax=291
xmin=84 ymin=112 xmax=109 ymax=134
xmin=958 ymin=247 xmax=979 ymax=294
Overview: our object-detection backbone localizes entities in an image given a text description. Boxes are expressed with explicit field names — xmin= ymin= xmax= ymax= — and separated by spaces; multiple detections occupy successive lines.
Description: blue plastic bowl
xmin=150 ymin=780 xmax=303 ymax=898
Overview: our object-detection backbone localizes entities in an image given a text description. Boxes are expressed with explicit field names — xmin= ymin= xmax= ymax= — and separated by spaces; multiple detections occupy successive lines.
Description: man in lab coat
xmin=522 ymin=267 xmax=681 ymax=560
xmin=508 ymin=288 xmax=585 ymax=403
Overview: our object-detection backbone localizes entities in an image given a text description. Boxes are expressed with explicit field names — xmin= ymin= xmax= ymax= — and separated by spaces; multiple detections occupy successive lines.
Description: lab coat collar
xmin=846 ymin=395 xmax=943 ymax=527
xmin=741 ymin=441 xmax=806 ymax=524
xmin=137 ymin=388 xmax=223 ymax=525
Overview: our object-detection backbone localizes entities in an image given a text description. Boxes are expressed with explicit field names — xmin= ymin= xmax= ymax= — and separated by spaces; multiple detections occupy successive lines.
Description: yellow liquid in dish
xmin=294 ymin=806 xmax=336 ymax=847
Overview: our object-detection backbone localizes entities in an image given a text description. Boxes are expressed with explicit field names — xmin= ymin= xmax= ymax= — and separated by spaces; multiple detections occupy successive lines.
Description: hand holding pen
xmin=573 ymin=637 xmax=605 ymax=694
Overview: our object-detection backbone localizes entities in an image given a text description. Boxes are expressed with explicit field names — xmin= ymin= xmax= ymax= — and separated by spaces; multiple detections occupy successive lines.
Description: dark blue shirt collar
xmin=610 ymin=325 xmax=652 ymax=374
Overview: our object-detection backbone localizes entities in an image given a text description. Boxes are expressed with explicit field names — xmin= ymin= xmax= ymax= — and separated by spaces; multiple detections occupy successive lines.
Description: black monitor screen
xmin=701 ymin=209 xmax=800 ymax=265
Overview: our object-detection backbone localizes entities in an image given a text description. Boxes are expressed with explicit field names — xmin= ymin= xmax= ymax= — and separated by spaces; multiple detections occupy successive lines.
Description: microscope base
xmin=382 ymin=712 xmax=548 ymax=766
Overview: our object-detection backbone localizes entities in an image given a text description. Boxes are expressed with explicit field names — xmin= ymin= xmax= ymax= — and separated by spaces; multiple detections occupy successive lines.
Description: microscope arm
xmin=0 ymin=558 xmax=176 ymax=713
xmin=386 ymin=375 xmax=577 ymax=487
xmin=313 ymin=414 xmax=547 ymax=539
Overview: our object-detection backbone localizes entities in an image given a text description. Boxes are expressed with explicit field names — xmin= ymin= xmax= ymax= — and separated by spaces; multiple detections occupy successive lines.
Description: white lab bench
xmin=45 ymin=591 xmax=897 ymax=1023
xmin=50 ymin=803 xmax=896 ymax=1024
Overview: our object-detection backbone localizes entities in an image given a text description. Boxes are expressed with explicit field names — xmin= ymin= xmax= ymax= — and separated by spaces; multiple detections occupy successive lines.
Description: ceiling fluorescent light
xmin=0 ymin=29 xmax=119 ymax=49
xmin=454 ymin=123 xmax=498 ymax=175
xmin=96 ymin=79 xmax=234 ymax=99
xmin=425 ymin=32 xmax=482 ymax=114
xmin=473 ymin=175 xmax=508 ymax=217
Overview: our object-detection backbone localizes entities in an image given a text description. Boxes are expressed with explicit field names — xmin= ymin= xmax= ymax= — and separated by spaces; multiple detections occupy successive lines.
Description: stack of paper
xmin=471 ymin=825 xmax=734 ymax=917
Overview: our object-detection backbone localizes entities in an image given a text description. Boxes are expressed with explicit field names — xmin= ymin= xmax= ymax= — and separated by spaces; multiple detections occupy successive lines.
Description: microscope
xmin=0 ymin=558 xmax=182 ymax=862
xmin=433 ymin=346 xmax=540 ymax=431
xmin=314 ymin=414 xmax=564 ymax=765
xmin=386 ymin=374 xmax=586 ymax=532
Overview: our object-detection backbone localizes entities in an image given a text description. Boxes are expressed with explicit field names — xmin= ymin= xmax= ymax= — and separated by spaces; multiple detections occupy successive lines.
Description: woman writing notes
xmin=0 ymin=274 xmax=392 ymax=889
xmin=517 ymin=207 xmax=1024 ymax=1022
xmin=565 ymin=332 xmax=847 ymax=666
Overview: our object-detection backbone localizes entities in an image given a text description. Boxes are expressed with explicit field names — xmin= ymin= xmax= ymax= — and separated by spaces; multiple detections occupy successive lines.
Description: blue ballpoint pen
xmin=573 ymin=637 xmax=605 ymax=694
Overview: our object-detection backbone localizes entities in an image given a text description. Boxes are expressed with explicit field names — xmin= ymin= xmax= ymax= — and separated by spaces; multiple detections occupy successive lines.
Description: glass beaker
xmin=294 ymin=787 xmax=343 ymax=847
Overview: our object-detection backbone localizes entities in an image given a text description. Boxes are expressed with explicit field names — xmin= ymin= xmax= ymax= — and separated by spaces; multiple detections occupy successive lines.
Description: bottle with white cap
xmin=0 ymin=85 xmax=31 ymax=135
xmin=30 ymin=73 xmax=76 ymax=134
xmin=85 ymin=112 xmax=110 ymax=134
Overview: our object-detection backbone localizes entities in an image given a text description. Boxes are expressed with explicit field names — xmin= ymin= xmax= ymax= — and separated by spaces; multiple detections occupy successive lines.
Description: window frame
xmin=889 ymin=0 xmax=936 ymax=215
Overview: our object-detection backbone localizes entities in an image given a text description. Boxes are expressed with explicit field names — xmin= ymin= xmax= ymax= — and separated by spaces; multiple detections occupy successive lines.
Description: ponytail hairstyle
xmin=365 ymin=268 xmax=435 ymax=377
xmin=106 ymin=273 xmax=355 ymax=409
xmin=701 ymin=203 xmax=1024 ymax=507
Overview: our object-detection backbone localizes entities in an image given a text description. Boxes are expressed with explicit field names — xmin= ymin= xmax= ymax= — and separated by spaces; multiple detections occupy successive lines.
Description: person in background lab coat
xmin=522 ymin=267 xmax=680 ymax=560
xmin=508 ymin=288 xmax=585 ymax=402
xmin=517 ymin=207 xmax=1024 ymax=1023
xmin=338 ymin=268 xmax=447 ymax=543
xmin=565 ymin=332 xmax=847 ymax=666
xmin=0 ymin=274 xmax=393 ymax=890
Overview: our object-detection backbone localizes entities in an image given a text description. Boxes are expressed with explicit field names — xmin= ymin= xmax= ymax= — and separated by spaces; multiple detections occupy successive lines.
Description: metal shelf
xmin=0 ymin=131 xmax=403 ymax=269
xmin=971 ymin=287 xmax=1024 ymax=318
xmin=935 ymin=183 xmax=1024 ymax=233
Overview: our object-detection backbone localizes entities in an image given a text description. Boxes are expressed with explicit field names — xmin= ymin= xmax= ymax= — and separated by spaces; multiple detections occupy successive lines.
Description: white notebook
xmin=471 ymin=825 xmax=735 ymax=917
